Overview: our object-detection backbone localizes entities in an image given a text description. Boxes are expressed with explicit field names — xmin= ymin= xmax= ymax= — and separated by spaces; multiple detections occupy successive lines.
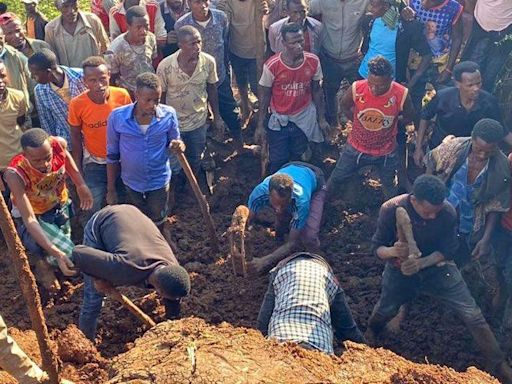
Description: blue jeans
xmin=267 ymin=122 xmax=308 ymax=174
xmin=78 ymin=218 xmax=105 ymax=340
xmin=327 ymin=143 xmax=398 ymax=199
xmin=229 ymin=52 xmax=258 ymax=93
xmin=169 ymin=125 xmax=207 ymax=175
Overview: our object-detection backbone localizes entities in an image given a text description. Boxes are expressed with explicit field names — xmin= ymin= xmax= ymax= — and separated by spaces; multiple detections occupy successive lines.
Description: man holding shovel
xmin=367 ymin=174 xmax=512 ymax=383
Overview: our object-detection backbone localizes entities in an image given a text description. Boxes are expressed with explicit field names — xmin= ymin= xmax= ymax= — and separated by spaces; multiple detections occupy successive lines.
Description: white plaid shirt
xmin=268 ymin=257 xmax=339 ymax=354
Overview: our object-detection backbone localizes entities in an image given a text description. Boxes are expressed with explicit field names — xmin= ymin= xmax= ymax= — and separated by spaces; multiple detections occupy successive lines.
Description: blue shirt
xmin=248 ymin=164 xmax=317 ymax=230
xmin=174 ymin=9 xmax=228 ymax=84
xmin=359 ymin=17 xmax=397 ymax=79
xmin=106 ymin=103 xmax=180 ymax=193
xmin=447 ymin=159 xmax=487 ymax=234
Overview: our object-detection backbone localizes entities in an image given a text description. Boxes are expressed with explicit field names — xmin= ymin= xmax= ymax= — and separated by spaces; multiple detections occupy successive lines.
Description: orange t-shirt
xmin=68 ymin=87 xmax=132 ymax=159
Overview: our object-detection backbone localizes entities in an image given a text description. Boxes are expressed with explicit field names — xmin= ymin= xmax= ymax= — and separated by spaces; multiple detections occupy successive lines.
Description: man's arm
xmin=255 ymin=85 xmax=272 ymax=143
xmin=340 ymin=85 xmax=355 ymax=120
xmin=438 ymin=16 xmax=463 ymax=83
xmin=330 ymin=286 xmax=365 ymax=343
xmin=472 ymin=212 xmax=498 ymax=260
xmin=69 ymin=125 xmax=84 ymax=174
xmin=256 ymin=272 xmax=276 ymax=336
xmin=250 ymin=229 xmax=301 ymax=273
xmin=400 ymin=93 xmax=415 ymax=125
xmin=106 ymin=114 xmax=121 ymax=204
xmin=4 ymin=171 xmax=76 ymax=275
xmin=58 ymin=137 xmax=93 ymax=211
xmin=207 ymin=82 xmax=224 ymax=125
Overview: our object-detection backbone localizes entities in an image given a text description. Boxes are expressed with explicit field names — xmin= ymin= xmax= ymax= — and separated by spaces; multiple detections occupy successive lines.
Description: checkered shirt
xmin=268 ymin=257 xmax=339 ymax=354
xmin=34 ymin=66 xmax=87 ymax=148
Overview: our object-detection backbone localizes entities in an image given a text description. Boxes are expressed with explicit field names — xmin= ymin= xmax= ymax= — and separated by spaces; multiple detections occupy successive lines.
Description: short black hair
xmin=28 ymin=48 xmax=58 ymax=70
xmin=269 ymin=173 xmax=294 ymax=199
xmin=154 ymin=265 xmax=191 ymax=298
xmin=177 ymin=25 xmax=200 ymax=43
xmin=0 ymin=3 xmax=7 ymax=14
xmin=20 ymin=128 xmax=50 ymax=149
xmin=453 ymin=61 xmax=480 ymax=82
xmin=136 ymin=72 xmax=161 ymax=91
xmin=126 ymin=5 xmax=147 ymax=25
xmin=286 ymin=0 xmax=306 ymax=9
xmin=280 ymin=22 xmax=302 ymax=41
xmin=471 ymin=118 xmax=504 ymax=144
xmin=368 ymin=56 xmax=393 ymax=78
xmin=82 ymin=56 xmax=107 ymax=71
xmin=412 ymin=175 xmax=447 ymax=206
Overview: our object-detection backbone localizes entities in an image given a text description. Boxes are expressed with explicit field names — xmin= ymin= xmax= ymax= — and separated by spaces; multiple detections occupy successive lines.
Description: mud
xmin=108 ymin=318 xmax=498 ymax=384
xmin=0 ymin=131 xmax=506 ymax=382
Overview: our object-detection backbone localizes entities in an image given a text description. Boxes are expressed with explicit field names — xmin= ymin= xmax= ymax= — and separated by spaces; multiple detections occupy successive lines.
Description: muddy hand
xmin=170 ymin=139 xmax=186 ymax=153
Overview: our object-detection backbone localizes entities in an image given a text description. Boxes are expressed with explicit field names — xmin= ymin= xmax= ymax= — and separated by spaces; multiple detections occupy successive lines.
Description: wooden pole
xmin=96 ymin=284 xmax=156 ymax=328
xmin=395 ymin=207 xmax=421 ymax=259
xmin=255 ymin=1 xmax=268 ymax=178
xmin=171 ymin=143 xmax=220 ymax=251
xmin=228 ymin=205 xmax=250 ymax=277
xmin=0 ymin=193 xmax=61 ymax=384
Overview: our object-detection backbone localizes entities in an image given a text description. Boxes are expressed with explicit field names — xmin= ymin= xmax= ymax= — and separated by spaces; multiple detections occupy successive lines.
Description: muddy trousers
xmin=368 ymin=263 xmax=505 ymax=368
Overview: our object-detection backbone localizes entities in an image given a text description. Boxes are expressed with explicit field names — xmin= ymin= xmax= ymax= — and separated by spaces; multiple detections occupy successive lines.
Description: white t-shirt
xmin=475 ymin=0 xmax=512 ymax=32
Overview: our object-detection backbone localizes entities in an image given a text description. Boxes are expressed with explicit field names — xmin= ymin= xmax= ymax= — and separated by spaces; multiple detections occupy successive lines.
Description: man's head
xmin=135 ymin=72 xmax=162 ymax=117
xmin=126 ymin=5 xmax=149 ymax=45
xmin=470 ymin=118 xmax=504 ymax=162
xmin=151 ymin=265 xmax=191 ymax=300
xmin=166 ymin=0 xmax=184 ymax=10
xmin=410 ymin=175 xmax=447 ymax=220
xmin=0 ymin=14 xmax=27 ymax=51
xmin=453 ymin=61 xmax=482 ymax=102
xmin=22 ymin=0 xmax=38 ymax=15
xmin=82 ymin=56 xmax=110 ymax=100
xmin=28 ymin=48 xmax=59 ymax=84
xmin=286 ymin=0 xmax=308 ymax=24
xmin=369 ymin=0 xmax=391 ymax=18
xmin=190 ymin=0 xmax=210 ymax=21
xmin=177 ymin=25 xmax=202 ymax=58
xmin=123 ymin=0 xmax=140 ymax=10
xmin=420 ymin=0 xmax=443 ymax=9
xmin=55 ymin=0 xmax=79 ymax=24
xmin=20 ymin=128 xmax=53 ymax=173
xmin=281 ymin=22 xmax=304 ymax=58
xmin=367 ymin=56 xmax=393 ymax=96
xmin=0 ymin=61 xmax=8 ymax=97
xmin=269 ymin=173 xmax=294 ymax=214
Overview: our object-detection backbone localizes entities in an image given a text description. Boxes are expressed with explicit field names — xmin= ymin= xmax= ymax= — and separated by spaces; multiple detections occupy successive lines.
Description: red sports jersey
xmin=348 ymin=80 xmax=408 ymax=157
xmin=260 ymin=52 xmax=322 ymax=116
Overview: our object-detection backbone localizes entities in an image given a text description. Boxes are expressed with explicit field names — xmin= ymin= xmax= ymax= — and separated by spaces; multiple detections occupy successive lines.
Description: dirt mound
xmin=108 ymin=318 xmax=498 ymax=384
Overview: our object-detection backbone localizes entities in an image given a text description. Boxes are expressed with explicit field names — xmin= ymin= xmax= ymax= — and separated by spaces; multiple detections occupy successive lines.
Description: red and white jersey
xmin=348 ymin=80 xmax=408 ymax=157
xmin=259 ymin=52 xmax=322 ymax=116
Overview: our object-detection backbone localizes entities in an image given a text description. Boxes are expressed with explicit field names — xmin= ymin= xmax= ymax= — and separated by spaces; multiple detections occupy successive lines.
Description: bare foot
xmin=385 ymin=305 xmax=407 ymax=334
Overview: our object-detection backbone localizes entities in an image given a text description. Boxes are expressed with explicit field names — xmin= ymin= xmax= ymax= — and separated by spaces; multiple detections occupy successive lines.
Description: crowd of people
xmin=0 ymin=0 xmax=511 ymax=382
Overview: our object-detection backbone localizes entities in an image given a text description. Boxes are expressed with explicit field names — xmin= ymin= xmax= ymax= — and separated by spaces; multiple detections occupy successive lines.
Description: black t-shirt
xmin=421 ymin=87 xmax=503 ymax=148
xmin=73 ymin=204 xmax=178 ymax=286
xmin=372 ymin=194 xmax=459 ymax=261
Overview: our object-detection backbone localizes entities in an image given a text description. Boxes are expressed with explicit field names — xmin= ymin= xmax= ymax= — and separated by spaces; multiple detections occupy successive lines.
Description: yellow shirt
xmin=0 ymin=88 xmax=28 ymax=169
xmin=156 ymin=51 xmax=218 ymax=132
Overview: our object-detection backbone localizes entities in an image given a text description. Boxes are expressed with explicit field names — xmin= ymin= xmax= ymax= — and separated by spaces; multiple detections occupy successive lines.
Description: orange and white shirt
xmin=348 ymin=80 xmax=408 ymax=157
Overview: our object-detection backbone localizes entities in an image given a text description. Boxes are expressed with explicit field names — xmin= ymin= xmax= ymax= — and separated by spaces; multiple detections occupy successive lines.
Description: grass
xmin=2 ymin=0 xmax=90 ymax=21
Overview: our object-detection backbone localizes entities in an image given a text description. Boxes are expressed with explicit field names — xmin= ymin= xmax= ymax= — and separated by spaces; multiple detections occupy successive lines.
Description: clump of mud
xmin=108 ymin=318 xmax=498 ymax=384
xmin=56 ymin=325 xmax=102 ymax=365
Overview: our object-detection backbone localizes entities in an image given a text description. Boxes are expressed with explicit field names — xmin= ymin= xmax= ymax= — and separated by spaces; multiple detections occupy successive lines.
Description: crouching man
xmin=247 ymin=162 xmax=327 ymax=273
xmin=366 ymin=175 xmax=512 ymax=383
xmin=4 ymin=128 xmax=93 ymax=289
xmin=72 ymin=204 xmax=191 ymax=340
xmin=257 ymin=252 xmax=365 ymax=354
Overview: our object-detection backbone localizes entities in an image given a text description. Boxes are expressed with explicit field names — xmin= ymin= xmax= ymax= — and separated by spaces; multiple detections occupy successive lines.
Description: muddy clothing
xmin=257 ymin=253 xmax=364 ymax=354
xmin=73 ymin=204 xmax=178 ymax=285
xmin=372 ymin=194 xmax=459 ymax=262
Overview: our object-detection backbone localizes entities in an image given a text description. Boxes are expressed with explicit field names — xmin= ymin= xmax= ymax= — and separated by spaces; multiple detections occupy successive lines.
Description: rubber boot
xmin=468 ymin=324 xmax=512 ymax=384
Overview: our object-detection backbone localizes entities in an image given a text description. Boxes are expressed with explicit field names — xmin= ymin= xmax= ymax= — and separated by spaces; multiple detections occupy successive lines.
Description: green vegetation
xmin=1 ymin=0 xmax=90 ymax=21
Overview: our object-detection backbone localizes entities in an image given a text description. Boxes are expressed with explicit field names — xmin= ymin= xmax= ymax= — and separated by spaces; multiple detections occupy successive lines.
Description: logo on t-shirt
xmin=357 ymin=108 xmax=395 ymax=131
xmin=85 ymin=121 xmax=108 ymax=129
